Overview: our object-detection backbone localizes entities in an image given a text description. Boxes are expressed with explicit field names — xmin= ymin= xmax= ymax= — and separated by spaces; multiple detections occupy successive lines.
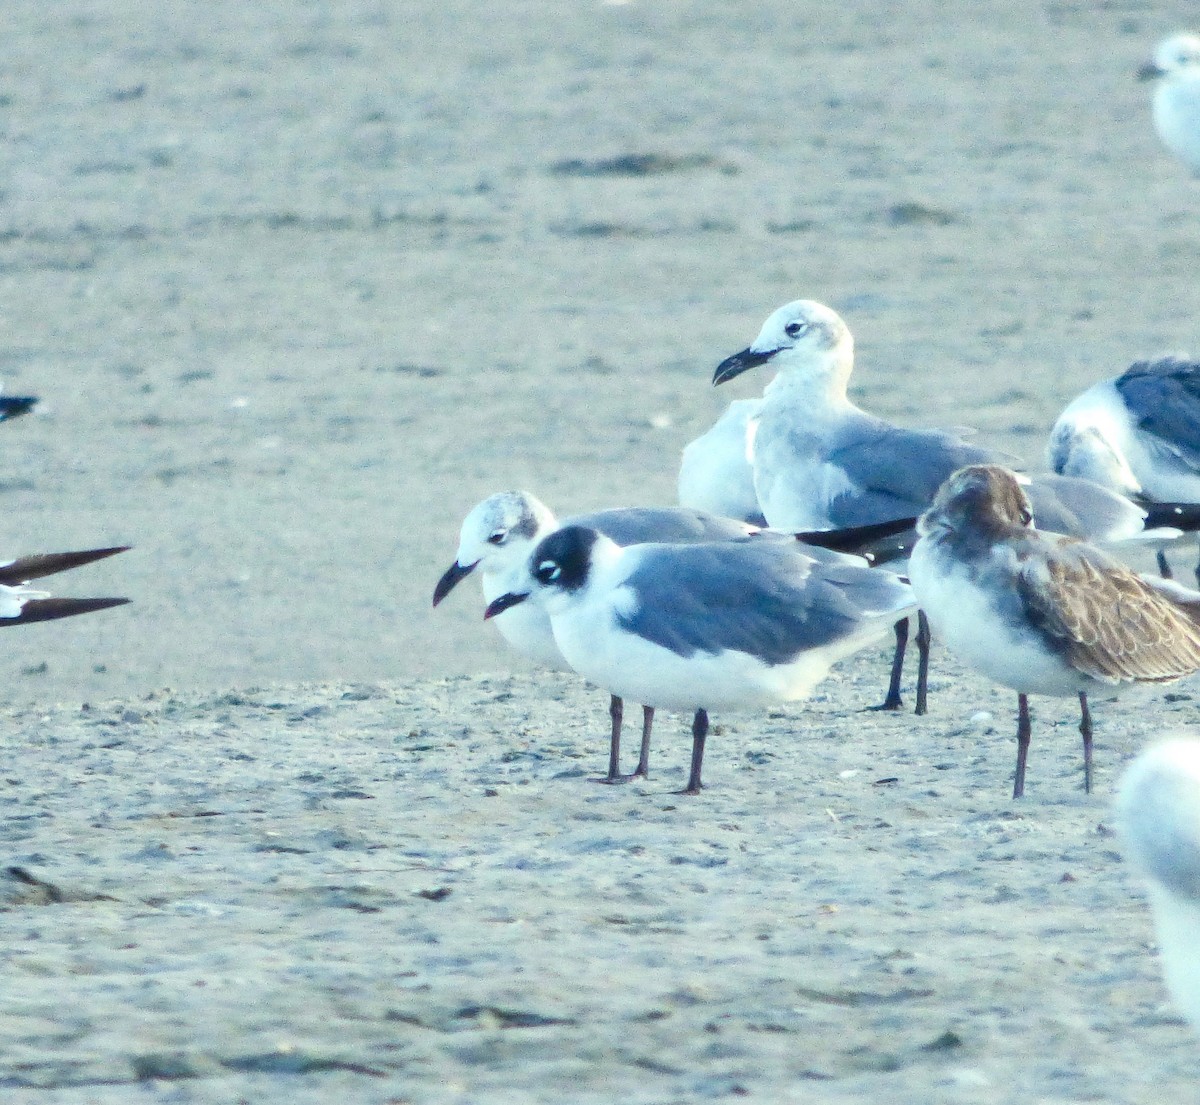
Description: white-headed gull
xmin=1048 ymin=356 xmax=1200 ymax=580
xmin=909 ymin=465 xmax=1200 ymax=797
xmin=433 ymin=492 xmax=760 ymax=782
xmin=712 ymin=298 xmax=1016 ymax=714
xmin=1138 ymin=34 xmax=1200 ymax=174
xmin=484 ymin=525 xmax=915 ymax=794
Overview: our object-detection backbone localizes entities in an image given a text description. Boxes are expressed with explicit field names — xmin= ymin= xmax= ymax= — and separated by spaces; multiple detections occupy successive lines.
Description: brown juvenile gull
xmin=908 ymin=465 xmax=1200 ymax=798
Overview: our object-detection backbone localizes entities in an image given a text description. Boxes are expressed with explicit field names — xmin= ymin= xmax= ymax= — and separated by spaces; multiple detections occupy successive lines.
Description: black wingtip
xmin=0 ymin=596 xmax=130 ymax=626
xmin=795 ymin=517 xmax=919 ymax=554
xmin=1141 ymin=502 xmax=1200 ymax=534
xmin=0 ymin=546 xmax=132 ymax=586
xmin=0 ymin=396 xmax=38 ymax=422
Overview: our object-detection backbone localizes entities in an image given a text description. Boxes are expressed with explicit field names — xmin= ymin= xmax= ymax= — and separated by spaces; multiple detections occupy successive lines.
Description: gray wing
xmin=822 ymin=419 xmax=1006 ymax=526
xmin=571 ymin=507 xmax=755 ymax=546
xmin=618 ymin=542 xmax=910 ymax=664
xmin=1024 ymin=474 xmax=1147 ymax=542
xmin=1117 ymin=358 xmax=1200 ymax=471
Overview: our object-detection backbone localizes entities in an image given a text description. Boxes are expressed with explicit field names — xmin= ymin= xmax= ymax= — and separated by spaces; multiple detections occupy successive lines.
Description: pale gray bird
xmin=433 ymin=491 xmax=759 ymax=783
xmin=485 ymin=525 xmax=915 ymax=795
xmin=1139 ymin=34 xmax=1200 ymax=174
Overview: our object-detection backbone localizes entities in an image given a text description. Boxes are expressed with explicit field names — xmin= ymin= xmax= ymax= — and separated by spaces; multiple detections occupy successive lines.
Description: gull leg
xmin=594 ymin=694 xmax=625 ymax=785
xmin=1013 ymin=693 xmax=1032 ymax=799
xmin=1078 ymin=692 xmax=1093 ymax=794
xmin=914 ymin=610 xmax=932 ymax=716
xmin=1157 ymin=549 xmax=1174 ymax=579
xmin=872 ymin=617 xmax=908 ymax=711
xmin=680 ymin=708 xmax=709 ymax=795
xmin=632 ymin=706 xmax=654 ymax=779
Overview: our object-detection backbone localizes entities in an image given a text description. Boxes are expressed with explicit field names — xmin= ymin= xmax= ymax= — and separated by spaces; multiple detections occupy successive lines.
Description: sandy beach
xmin=4 ymin=0 xmax=1200 ymax=1100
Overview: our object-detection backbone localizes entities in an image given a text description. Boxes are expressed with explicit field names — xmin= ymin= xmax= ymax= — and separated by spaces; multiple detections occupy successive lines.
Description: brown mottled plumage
xmin=1020 ymin=554 xmax=1200 ymax=685
xmin=911 ymin=465 xmax=1200 ymax=797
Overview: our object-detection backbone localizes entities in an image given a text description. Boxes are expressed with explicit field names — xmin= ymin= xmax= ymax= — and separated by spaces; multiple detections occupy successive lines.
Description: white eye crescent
xmin=784 ymin=320 xmax=809 ymax=339
xmin=536 ymin=559 xmax=561 ymax=583
xmin=487 ymin=531 xmax=506 ymax=545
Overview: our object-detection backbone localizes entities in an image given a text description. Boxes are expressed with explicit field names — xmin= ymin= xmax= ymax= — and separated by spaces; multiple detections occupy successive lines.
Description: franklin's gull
xmin=909 ymin=465 xmax=1200 ymax=798
xmin=433 ymin=492 xmax=758 ymax=782
xmin=1118 ymin=738 xmax=1200 ymax=1031
xmin=1138 ymin=34 xmax=1200 ymax=174
xmin=484 ymin=525 xmax=915 ymax=794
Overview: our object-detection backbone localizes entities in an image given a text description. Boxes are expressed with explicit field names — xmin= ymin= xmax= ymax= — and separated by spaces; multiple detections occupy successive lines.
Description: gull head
xmin=917 ymin=465 xmax=1033 ymax=539
xmin=433 ymin=491 xmax=556 ymax=606
xmin=1139 ymin=33 xmax=1200 ymax=81
xmin=524 ymin=525 xmax=623 ymax=616
xmin=713 ymin=300 xmax=853 ymax=389
xmin=1046 ymin=421 xmax=1142 ymax=497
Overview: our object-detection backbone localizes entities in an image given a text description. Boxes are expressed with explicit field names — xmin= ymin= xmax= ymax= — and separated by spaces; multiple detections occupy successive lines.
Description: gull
xmin=1118 ymin=737 xmax=1200 ymax=1032
xmin=432 ymin=492 xmax=759 ymax=783
xmin=908 ymin=465 xmax=1200 ymax=798
xmin=798 ymin=470 xmax=1197 ymax=711
xmin=0 ymin=546 xmax=130 ymax=625
xmin=1138 ymin=34 xmax=1200 ymax=174
xmin=483 ymin=525 xmax=915 ymax=794
xmin=1048 ymin=356 xmax=1200 ymax=580
xmin=677 ymin=397 xmax=766 ymax=526
xmin=712 ymin=298 xmax=1012 ymax=712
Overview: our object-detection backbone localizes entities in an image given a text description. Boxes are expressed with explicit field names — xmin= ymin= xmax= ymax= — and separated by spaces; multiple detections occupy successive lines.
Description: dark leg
xmin=1157 ymin=549 xmax=1173 ymax=579
xmin=632 ymin=706 xmax=654 ymax=778
xmin=914 ymin=610 xmax=932 ymax=716
xmin=680 ymin=709 xmax=709 ymax=795
xmin=1013 ymin=693 xmax=1031 ymax=799
xmin=1194 ymin=549 xmax=1200 ymax=589
xmin=593 ymin=694 xmax=624 ymax=785
xmin=1078 ymin=692 xmax=1093 ymax=794
xmin=873 ymin=617 xmax=908 ymax=711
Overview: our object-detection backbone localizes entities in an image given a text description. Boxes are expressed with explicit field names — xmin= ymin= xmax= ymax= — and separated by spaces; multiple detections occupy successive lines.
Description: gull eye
xmin=784 ymin=320 xmax=808 ymax=339
xmin=535 ymin=559 xmax=562 ymax=584
xmin=1019 ymin=507 xmax=1033 ymax=526
xmin=486 ymin=531 xmax=506 ymax=545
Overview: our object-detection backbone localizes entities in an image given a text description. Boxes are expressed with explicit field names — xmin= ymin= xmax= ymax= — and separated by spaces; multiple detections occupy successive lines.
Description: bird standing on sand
xmin=1049 ymin=356 xmax=1200 ymax=582
xmin=712 ymin=298 xmax=1007 ymax=712
xmin=484 ymin=524 xmax=915 ymax=794
xmin=909 ymin=465 xmax=1200 ymax=798
xmin=432 ymin=492 xmax=758 ymax=783
xmin=1138 ymin=34 xmax=1200 ymax=174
